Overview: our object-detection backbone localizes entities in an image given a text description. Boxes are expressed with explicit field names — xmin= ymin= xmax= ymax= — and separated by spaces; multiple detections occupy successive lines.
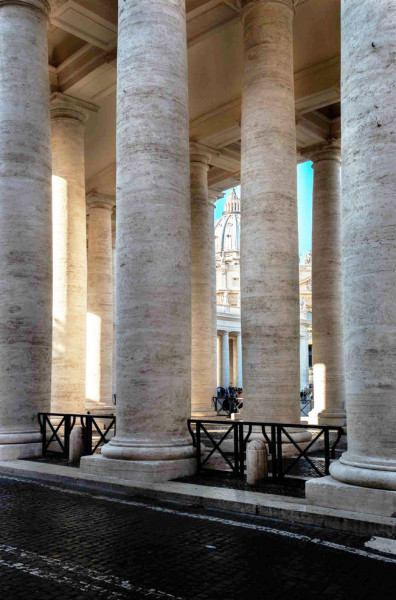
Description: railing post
xmin=86 ymin=416 xmax=93 ymax=455
xmin=324 ymin=427 xmax=330 ymax=474
xmin=196 ymin=422 xmax=201 ymax=473
xmin=277 ymin=425 xmax=283 ymax=479
xmin=239 ymin=423 xmax=244 ymax=477
xmin=271 ymin=424 xmax=277 ymax=480
xmin=41 ymin=415 xmax=47 ymax=457
xmin=64 ymin=415 xmax=71 ymax=459
xmin=233 ymin=423 xmax=239 ymax=475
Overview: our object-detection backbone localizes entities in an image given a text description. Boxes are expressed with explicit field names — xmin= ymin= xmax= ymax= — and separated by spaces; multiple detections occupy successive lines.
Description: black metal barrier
xmin=38 ymin=412 xmax=116 ymax=459
xmin=187 ymin=419 xmax=343 ymax=480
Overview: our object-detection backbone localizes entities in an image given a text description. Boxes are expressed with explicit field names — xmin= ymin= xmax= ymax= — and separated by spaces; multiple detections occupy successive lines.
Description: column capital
xmin=50 ymin=92 xmax=99 ymax=125
xmin=208 ymin=189 xmax=224 ymax=208
xmin=0 ymin=0 xmax=50 ymax=16
xmin=87 ymin=191 xmax=115 ymax=211
xmin=311 ymin=139 xmax=341 ymax=165
xmin=241 ymin=0 xmax=297 ymax=20
xmin=189 ymin=141 xmax=212 ymax=166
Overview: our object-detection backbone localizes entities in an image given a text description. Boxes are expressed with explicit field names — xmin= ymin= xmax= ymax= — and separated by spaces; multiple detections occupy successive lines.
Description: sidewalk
xmin=0 ymin=459 xmax=394 ymax=539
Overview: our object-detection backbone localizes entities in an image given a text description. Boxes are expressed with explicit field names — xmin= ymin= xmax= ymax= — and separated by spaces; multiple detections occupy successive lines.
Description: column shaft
xmin=81 ymin=0 xmax=195 ymax=482
xmin=51 ymin=94 xmax=96 ymax=414
xmin=237 ymin=333 xmax=243 ymax=388
xmin=329 ymin=0 xmax=396 ymax=491
xmin=86 ymin=193 xmax=115 ymax=413
xmin=190 ymin=146 xmax=216 ymax=416
xmin=0 ymin=0 xmax=52 ymax=459
xmin=221 ymin=332 xmax=230 ymax=389
xmin=311 ymin=143 xmax=346 ymax=426
xmin=241 ymin=0 xmax=300 ymax=423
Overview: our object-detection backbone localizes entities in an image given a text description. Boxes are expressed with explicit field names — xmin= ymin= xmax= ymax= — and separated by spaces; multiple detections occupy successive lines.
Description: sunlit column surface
xmin=51 ymin=93 xmax=98 ymax=414
xmin=0 ymin=0 xmax=52 ymax=459
xmin=86 ymin=192 xmax=115 ymax=414
xmin=190 ymin=145 xmax=217 ymax=417
xmin=236 ymin=333 xmax=243 ymax=388
xmin=311 ymin=142 xmax=346 ymax=426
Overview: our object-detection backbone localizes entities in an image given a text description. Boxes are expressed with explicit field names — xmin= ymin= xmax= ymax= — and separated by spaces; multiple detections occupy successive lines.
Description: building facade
xmin=215 ymin=190 xmax=312 ymax=392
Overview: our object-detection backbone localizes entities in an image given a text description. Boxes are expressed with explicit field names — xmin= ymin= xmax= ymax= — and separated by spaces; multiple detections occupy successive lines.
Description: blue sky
xmin=214 ymin=161 xmax=313 ymax=263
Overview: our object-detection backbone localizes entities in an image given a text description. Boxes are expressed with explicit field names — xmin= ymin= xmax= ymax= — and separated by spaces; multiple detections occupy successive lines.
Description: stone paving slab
xmin=0 ymin=476 xmax=395 ymax=600
xmin=0 ymin=460 xmax=394 ymax=539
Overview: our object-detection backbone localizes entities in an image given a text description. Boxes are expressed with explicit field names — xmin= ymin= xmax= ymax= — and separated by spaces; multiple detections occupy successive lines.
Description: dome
xmin=214 ymin=189 xmax=241 ymax=253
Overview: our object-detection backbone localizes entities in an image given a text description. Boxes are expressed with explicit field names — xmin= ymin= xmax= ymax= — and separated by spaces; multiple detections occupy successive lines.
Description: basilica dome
xmin=214 ymin=189 xmax=241 ymax=253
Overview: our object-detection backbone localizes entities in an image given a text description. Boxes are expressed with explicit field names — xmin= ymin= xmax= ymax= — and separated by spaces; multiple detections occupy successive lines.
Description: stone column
xmin=307 ymin=0 xmax=396 ymax=515
xmin=311 ymin=142 xmax=346 ymax=426
xmin=86 ymin=192 xmax=115 ymax=414
xmin=190 ymin=145 xmax=216 ymax=417
xmin=0 ymin=0 xmax=52 ymax=459
xmin=240 ymin=0 xmax=303 ymax=427
xmin=221 ymin=332 xmax=230 ymax=389
xmin=51 ymin=93 xmax=97 ymax=415
xmin=236 ymin=333 xmax=243 ymax=388
xmin=209 ymin=191 xmax=222 ymax=406
xmin=111 ymin=208 xmax=116 ymax=402
xmin=81 ymin=0 xmax=195 ymax=482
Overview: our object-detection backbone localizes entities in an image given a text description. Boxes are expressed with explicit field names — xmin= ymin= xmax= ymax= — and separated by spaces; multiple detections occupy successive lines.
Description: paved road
xmin=0 ymin=475 xmax=395 ymax=600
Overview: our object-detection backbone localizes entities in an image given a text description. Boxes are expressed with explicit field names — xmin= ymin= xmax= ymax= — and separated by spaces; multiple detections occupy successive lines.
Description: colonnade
xmin=0 ymin=0 xmax=394 ymax=511
xmin=218 ymin=331 xmax=243 ymax=390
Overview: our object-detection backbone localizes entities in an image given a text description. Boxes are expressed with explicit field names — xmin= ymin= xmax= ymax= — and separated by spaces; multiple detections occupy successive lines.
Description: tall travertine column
xmin=221 ymin=332 xmax=230 ymax=389
xmin=51 ymin=93 xmax=97 ymax=415
xmin=0 ymin=0 xmax=52 ymax=459
xmin=190 ymin=145 xmax=216 ymax=416
xmin=81 ymin=0 xmax=195 ymax=482
xmin=86 ymin=192 xmax=115 ymax=413
xmin=240 ymin=0 xmax=302 ymax=426
xmin=299 ymin=325 xmax=309 ymax=391
xmin=208 ymin=190 xmax=222 ymax=406
xmin=311 ymin=142 xmax=346 ymax=426
xmin=111 ymin=208 xmax=116 ymax=401
xmin=307 ymin=0 xmax=396 ymax=515
xmin=236 ymin=333 xmax=243 ymax=388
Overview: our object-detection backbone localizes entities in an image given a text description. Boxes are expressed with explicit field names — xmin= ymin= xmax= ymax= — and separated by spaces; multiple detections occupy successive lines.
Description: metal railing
xmin=38 ymin=412 xmax=116 ymax=459
xmin=187 ymin=419 xmax=343 ymax=480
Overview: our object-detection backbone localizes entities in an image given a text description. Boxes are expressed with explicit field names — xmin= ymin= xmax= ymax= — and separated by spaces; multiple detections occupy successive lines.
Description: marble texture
xmin=311 ymin=142 xmax=346 ymax=426
xmin=82 ymin=0 xmax=195 ymax=480
xmin=240 ymin=0 xmax=301 ymax=424
xmin=50 ymin=93 xmax=97 ymax=415
xmin=190 ymin=145 xmax=217 ymax=416
xmin=0 ymin=0 xmax=52 ymax=458
xmin=86 ymin=192 xmax=115 ymax=414
xmin=329 ymin=0 xmax=396 ymax=490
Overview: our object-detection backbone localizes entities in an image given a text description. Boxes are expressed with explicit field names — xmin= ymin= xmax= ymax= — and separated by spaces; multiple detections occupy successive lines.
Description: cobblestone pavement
xmin=0 ymin=476 xmax=395 ymax=600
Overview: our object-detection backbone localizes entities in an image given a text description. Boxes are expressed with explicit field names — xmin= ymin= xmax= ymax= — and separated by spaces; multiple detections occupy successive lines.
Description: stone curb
xmin=0 ymin=460 xmax=394 ymax=539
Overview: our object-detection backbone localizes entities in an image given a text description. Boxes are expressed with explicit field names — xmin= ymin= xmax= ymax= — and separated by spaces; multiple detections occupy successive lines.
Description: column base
xmin=191 ymin=411 xmax=218 ymax=419
xmin=80 ymin=453 xmax=197 ymax=483
xmin=318 ymin=410 xmax=346 ymax=427
xmin=306 ymin=475 xmax=396 ymax=517
xmin=0 ymin=442 xmax=42 ymax=461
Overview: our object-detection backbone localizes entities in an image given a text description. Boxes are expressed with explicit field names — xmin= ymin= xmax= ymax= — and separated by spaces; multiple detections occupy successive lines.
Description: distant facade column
xmin=299 ymin=325 xmax=309 ymax=391
xmin=81 ymin=0 xmax=195 ymax=482
xmin=236 ymin=333 xmax=243 ymax=388
xmin=86 ymin=192 xmax=115 ymax=413
xmin=240 ymin=1 xmax=304 ymax=429
xmin=307 ymin=0 xmax=396 ymax=513
xmin=0 ymin=0 xmax=52 ymax=459
xmin=51 ymin=93 xmax=97 ymax=414
xmin=190 ymin=144 xmax=216 ymax=417
xmin=221 ymin=332 xmax=230 ymax=389
xmin=311 ymin=142 xmax=346 ymax=426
